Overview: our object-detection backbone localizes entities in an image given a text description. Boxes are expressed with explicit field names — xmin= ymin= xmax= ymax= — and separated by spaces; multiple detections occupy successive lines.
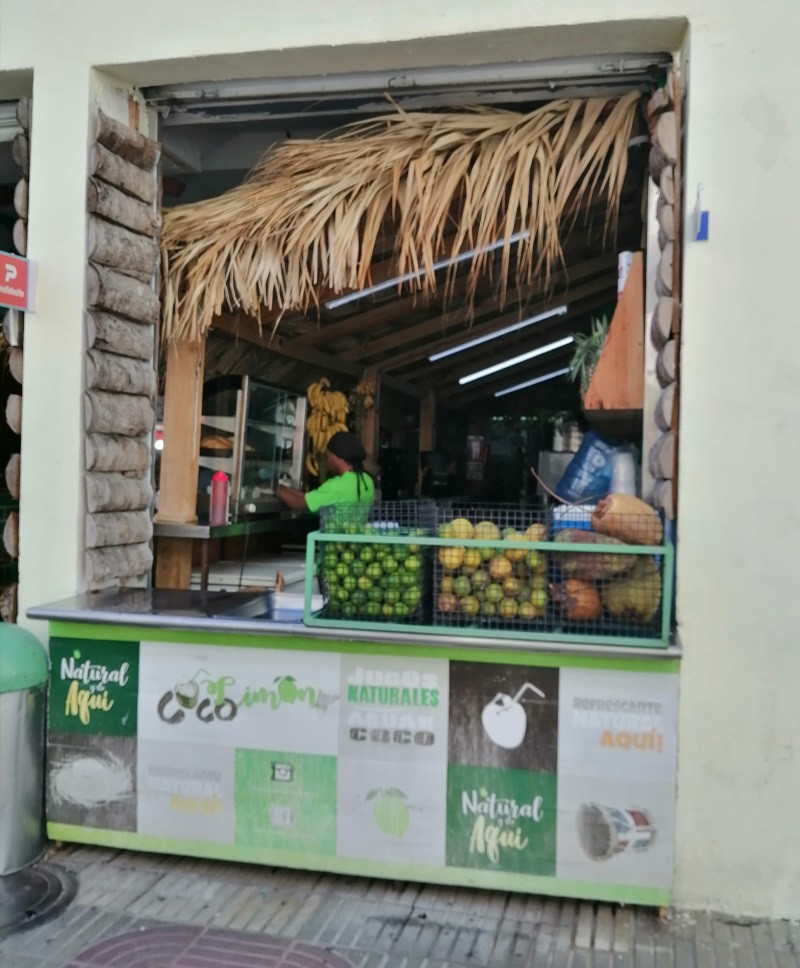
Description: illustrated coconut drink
xmin=480 ymin=681 xmax=545 ymax=750
xmin=174 ymin=667 xmax=210 ymax=709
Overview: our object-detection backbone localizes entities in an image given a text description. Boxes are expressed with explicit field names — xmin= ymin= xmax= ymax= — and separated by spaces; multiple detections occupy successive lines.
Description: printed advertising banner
xmin=47 ymin=636 xmax=679 ymax=904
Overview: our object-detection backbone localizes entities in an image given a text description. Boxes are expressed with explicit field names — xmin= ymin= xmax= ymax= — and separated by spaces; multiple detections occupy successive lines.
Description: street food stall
xmin=29 ymin=74 xmax=682 ymax=908
xmin=32 ymin=492 xmax=678 ymax=907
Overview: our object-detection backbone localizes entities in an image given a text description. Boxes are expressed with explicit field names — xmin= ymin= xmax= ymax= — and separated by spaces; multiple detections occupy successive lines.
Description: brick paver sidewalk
xmin=1 ymin=845 xmax=798 ymax=967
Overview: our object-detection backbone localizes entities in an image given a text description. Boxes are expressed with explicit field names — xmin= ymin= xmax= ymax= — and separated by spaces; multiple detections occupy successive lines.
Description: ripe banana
xmin=306 ymin=378 xmax=350 ymax=472
xmin=349 ymin=374 xmax=377 ymax=412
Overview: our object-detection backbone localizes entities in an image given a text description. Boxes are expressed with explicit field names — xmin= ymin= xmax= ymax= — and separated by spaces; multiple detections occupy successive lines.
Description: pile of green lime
xmin=319 ymin=525 xmax=426 ymax=621
xmin=435 ymin=517 xmax=549 ymax=624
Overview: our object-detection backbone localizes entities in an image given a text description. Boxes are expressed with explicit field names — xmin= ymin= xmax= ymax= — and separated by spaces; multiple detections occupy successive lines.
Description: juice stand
xmin=31 ymin=498 xmax=679 ymax=908
xmin=26 ymin=81 xmax=681 ymax=909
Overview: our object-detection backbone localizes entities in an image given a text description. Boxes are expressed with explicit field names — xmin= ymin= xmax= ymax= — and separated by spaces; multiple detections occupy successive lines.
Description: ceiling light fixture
xmin=458 ymin=336 xmax=574 ymax=385
xmin=427 ymin=304 xmax=568 ymax=362
xmin=325 ymin=230 xmax=530 ymax=310
xmin=494 ymin=366 xmax=571 ymax=397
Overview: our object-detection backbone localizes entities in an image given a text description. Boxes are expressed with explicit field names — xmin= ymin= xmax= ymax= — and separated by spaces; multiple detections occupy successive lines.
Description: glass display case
xmin=198 ymin=376 xmax=307 ymax=520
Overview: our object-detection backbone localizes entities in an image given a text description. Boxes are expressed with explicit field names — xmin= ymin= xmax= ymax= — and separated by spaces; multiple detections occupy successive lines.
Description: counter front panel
xmin=46 ymin=626 xmax=678 ymax=906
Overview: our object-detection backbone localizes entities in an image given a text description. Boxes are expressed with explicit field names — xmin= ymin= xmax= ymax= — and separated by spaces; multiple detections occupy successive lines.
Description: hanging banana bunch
xmin=305 ymin=377 xmax=349 ymax=477
xmin=349 ymin=373 xmax=377 ymax=411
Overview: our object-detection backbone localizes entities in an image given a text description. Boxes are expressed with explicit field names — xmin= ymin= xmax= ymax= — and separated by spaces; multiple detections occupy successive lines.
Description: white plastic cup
xmin=618 ymin=251 xmax=635 ymax=299
xmin=610 ymin=452 xmax=637 ymax=496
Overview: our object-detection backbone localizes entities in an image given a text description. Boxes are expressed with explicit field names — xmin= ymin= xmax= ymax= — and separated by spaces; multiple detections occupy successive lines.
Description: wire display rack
xmin=313 ymin=501 xmax=435 ymax=624
xmin=433 ymin=506 xmax=551 ymax=633
xmin=305 ymin=500 xmax=674 ymax=646
xmin=433 ymin=504 xmax=668 ymax=641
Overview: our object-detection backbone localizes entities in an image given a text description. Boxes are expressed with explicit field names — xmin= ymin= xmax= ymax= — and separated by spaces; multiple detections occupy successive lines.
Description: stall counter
xmin=30 ymin=589 xmax=680 ymax=907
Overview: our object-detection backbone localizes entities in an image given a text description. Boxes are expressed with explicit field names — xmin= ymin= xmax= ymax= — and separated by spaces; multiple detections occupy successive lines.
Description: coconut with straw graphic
xmin=174 ymin=668 xmax=212 ymax=710
xmin=481 ymin=682 xmax=545 ymax=750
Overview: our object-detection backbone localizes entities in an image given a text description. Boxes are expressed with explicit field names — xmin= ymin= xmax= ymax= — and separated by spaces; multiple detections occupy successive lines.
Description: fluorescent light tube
xmin=494 ymin=366 xmax=571 ymax=397
xmin=458 ymin=336 xmax=574 ymax=385
xmin=428 ymin=304 xmax=568 ymax=362
xmin=325 ymin=231 xmax=530 ymax=310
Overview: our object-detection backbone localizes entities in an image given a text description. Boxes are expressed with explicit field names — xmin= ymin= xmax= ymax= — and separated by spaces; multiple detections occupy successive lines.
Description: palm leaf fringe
xmin=160 ymin=92 xmax=639 ymax=344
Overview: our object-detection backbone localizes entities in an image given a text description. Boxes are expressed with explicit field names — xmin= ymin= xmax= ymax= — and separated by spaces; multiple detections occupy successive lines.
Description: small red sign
xmin=0 ymin=251 xmax=30 ymax=311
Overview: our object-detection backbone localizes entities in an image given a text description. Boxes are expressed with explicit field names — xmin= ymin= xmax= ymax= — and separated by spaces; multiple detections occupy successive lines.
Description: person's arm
xmin=278 ymin=484 xmax=309 ymax=511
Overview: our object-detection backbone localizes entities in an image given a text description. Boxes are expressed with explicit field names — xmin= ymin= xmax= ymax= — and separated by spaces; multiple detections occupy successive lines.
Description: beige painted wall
xmin=2 ymin=0 xmax=799 ymax=919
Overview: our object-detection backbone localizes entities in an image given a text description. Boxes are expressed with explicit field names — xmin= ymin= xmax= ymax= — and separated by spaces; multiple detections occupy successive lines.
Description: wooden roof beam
xmin=210 ymin=311 xmax=423 ymax=398
xmin=285 ymin=270 xmax=475 ymax=349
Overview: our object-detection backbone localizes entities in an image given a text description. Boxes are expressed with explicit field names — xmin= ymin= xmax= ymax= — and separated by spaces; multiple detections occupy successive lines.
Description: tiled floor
xmin=2 ymin=845 xmax=798 ymax=968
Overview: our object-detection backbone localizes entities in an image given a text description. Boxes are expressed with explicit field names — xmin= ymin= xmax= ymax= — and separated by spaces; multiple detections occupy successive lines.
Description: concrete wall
xmin=2 ymin=0 xmax=799 ymax=919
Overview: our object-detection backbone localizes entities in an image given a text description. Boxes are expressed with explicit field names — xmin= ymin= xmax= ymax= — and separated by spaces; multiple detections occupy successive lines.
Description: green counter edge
xmin=47 ymin=621 xmax=680 ymax=673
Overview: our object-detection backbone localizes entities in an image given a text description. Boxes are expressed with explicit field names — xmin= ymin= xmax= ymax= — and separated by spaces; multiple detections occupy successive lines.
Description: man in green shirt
xmin=278 ymin=431 xmax=375 ymax=514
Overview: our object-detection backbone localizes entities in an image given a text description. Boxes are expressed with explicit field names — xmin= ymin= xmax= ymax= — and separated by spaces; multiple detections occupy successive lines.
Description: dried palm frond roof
xmin=160 ymin=91 xmax=639 ymax=344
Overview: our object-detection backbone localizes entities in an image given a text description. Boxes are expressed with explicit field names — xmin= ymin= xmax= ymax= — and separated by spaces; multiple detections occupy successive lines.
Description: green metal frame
xmin=303 ymin=531 xmax=675 ymax=648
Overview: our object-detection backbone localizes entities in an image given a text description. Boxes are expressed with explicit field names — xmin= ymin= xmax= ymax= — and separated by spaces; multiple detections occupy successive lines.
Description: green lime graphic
xmin=274 ymin=676 xmax=298 ymax=704
xmin=367 ymin=787 xmax=410 ymax=837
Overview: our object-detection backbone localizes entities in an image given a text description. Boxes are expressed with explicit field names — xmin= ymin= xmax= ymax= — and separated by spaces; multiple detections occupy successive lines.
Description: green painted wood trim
xmin=303 ymin=614 xmax=669 ymax=648
xmin=48 ymin=620 xmax=679 ymax=673
xmin=310 ymin=529 xmax=674 ymax=555
xmin=46 ymin=822 xmax=671 ymax=908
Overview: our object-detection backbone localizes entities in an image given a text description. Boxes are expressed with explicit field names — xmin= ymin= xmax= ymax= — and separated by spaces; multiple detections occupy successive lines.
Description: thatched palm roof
xmin=160 ymin=92 xmax=639 ymax=345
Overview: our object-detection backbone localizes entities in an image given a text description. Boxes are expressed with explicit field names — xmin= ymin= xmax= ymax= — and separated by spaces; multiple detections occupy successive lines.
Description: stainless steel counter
xmin=152 ymin=515 xmax=306 ymax=540
xmin=153 ymin=514 xmax=314 ymax=591
xmin=28 ymin=589 xmax=682 ymax=658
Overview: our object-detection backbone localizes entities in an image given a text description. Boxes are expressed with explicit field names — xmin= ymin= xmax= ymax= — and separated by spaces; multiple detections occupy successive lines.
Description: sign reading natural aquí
xmin=49 ymin=638 xmax=139 ymax=735
xmin=446 ymin=765 xmax=556 ymax=874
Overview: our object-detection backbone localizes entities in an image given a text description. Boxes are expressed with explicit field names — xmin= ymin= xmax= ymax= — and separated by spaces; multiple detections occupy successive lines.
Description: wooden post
xmin=359 ymin=368 xmax=380 ymax=471
xmin=417 ymin=390 xmax=436 ymax=496
xmin=155 ymin=339 xmax=205 ymax=589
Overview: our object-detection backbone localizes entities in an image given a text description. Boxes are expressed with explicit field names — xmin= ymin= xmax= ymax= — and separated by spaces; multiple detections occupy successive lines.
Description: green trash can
xmin=0 ymin=625 xmax=49 ymax=874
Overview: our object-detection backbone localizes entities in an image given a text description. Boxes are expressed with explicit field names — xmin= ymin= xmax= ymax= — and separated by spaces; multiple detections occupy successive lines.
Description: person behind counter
xmin=278 ymin=430 xmax=375 ymax=512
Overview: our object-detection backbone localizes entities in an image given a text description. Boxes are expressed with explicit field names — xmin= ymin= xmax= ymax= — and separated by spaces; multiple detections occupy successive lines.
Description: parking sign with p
xmin=0 ymin=251 xmax=31 ymax=311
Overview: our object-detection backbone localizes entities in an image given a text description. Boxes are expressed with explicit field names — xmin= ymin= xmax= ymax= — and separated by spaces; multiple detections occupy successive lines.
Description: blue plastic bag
xmin=555 ymin=431 xmax=617 ymax=502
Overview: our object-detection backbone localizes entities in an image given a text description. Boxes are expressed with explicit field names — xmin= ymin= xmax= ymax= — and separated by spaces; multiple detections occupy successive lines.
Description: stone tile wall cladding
xmin=83 ymin=110 xmax=161 ymax=588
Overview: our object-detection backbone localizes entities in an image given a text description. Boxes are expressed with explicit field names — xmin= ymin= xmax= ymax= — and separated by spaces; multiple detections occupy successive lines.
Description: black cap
xmin=326 ymin=431 xmax=366 ymax=464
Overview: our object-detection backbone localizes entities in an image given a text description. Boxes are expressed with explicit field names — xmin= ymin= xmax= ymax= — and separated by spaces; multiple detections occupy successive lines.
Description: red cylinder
xmin=209 ymin=471 xmax=230 ymax=526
